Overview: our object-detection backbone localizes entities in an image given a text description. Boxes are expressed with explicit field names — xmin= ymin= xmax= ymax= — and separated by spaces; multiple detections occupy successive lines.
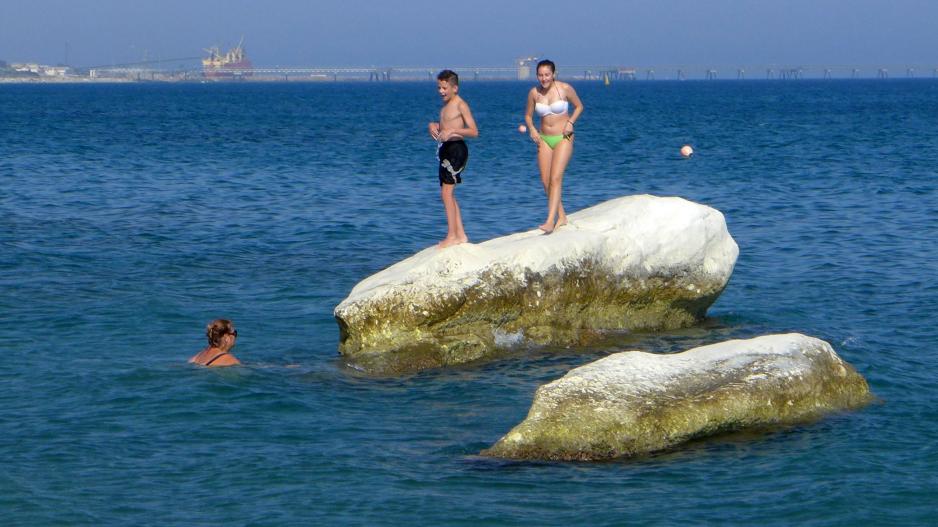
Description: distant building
xmin=42 ymin=66 xmax=70 ymax=77
xmin=516 ymin=56 xmax=538 ymax=81
xmin=10 ymin=63 xmax=70 ymax=77
xmin=12 ymin=63 xmax=41 ymax=74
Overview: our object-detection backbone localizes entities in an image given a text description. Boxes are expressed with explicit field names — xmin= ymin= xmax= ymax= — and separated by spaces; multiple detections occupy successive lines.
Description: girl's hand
xmin=562 ymin=121 xmax=574 ymax=138
xmin=529 ymin=130 xmax=541 ymax=145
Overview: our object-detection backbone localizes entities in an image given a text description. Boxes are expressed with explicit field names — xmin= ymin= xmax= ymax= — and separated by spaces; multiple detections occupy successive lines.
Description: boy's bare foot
xmin=437 ymin=235 xmax=468 ymax=248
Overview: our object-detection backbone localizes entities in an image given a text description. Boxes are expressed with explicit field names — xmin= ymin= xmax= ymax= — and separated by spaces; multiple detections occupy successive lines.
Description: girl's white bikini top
xmin=534 ymin=84 xmax=569 ymax=117
xmin=535 ymin=99 xmax=569 ymax=117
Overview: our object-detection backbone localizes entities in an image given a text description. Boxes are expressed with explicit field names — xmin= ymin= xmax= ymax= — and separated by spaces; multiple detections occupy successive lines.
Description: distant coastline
xmin=0 ymin=76 xmax=135 ymax=84
xmin=2 ymin=65 xmax=936 ymax=83
xmin=3 ymin=51 xmax=936 ymax=83
xmin=3 ymin=74 xmax=936 ymax=84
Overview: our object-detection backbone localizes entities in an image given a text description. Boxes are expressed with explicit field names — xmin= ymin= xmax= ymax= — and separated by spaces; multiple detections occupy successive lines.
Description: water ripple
xmin=1 ymin=80 xmax=936 ymax=525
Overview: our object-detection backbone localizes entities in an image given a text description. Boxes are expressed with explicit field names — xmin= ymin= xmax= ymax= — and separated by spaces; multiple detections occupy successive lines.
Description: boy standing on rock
xmin=428 ymin=69 xmax=479 ymax=248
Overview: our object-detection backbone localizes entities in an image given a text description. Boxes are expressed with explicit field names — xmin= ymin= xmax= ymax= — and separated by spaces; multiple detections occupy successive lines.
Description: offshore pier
xmin=3 ymin=42 xmax=936 ymax=82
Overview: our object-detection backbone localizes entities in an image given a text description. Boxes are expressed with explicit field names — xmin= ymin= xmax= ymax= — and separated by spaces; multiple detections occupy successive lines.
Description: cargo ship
xmin=202 ymin=38 xmax=252 ymax=78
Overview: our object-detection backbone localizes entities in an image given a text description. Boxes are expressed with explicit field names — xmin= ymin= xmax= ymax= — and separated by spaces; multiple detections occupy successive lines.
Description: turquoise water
xmin=2 ymin=80 xmax=937 ymax=525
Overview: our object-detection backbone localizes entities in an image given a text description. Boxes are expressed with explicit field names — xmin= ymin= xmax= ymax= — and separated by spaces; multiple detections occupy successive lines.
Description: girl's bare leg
xmin=537 ymin=142 xmax=553 ymax=196
xmin=540 ymin=139 xmax=573 ymax=233
xmin=537 ymin=143 xmax=560 ymax=232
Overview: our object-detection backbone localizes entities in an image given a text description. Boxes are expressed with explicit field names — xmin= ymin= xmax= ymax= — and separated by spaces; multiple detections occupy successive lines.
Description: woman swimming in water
xmin=189 ymin=319 xmax=241 ymax=367
xmin=524 ymin=59 xmax=584 ymax=233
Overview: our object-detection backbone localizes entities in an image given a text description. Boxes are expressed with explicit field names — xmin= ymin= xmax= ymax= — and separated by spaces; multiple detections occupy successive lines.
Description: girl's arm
xmin=562 ymin=84 xmax=584 ymax=136
xmin=525 ymin=88 xmax=541 ymax=144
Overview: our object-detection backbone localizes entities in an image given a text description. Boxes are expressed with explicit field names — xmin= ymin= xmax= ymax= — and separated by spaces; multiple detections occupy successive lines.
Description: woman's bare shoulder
xmin=189 ymin=349 xmax=209 ymax=364
xmin=189 ymin=347 xmax=240 ymax=367
xmin=210 ymin=353 xmax=241 ymax=367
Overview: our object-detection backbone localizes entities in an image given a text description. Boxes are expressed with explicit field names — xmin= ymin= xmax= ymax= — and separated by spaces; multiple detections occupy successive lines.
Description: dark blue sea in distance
xmin=2 ymin=79 xmax=936 ymax=526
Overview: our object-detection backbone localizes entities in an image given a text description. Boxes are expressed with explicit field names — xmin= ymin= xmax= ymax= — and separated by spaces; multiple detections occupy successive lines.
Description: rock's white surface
xmin=484 ymin=334 xmax=873 ymax=460
xmin=340 ymin=195 xmax=737 ymax=306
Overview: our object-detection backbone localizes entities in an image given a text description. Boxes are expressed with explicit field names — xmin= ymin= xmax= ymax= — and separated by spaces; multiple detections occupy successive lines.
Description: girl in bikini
xmin=189 ymin=319 xmax=241 ymax=367
xmin=524 ymin=59 xmax=584 ymax=234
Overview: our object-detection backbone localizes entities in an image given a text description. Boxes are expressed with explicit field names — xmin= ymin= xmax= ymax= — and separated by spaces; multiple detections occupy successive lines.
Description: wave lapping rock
xmin=483 ymin=334 xmax=873 ymax=461
xmin=334 ymin=195 xmax=739 ymax=374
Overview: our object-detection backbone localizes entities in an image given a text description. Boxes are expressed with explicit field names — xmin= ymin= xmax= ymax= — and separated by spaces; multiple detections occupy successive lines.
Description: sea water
xmin=1 ymin=80 xmax=936 ymax=525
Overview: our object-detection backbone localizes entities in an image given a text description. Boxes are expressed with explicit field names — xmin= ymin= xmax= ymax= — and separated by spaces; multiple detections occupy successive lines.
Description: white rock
xmin=483 ymin=334 xmax=873 ymax=461
xmin=335 ymin=195 xmax=739 ymax=374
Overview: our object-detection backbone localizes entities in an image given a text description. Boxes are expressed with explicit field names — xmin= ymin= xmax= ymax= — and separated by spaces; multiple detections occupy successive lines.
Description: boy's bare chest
xmin=440 ymin=104 xmax=462 ymax=124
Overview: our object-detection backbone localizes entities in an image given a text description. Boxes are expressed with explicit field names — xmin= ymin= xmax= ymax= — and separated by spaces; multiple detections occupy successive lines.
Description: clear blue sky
xmin=1 ymin=0 xmax=936 ymax=68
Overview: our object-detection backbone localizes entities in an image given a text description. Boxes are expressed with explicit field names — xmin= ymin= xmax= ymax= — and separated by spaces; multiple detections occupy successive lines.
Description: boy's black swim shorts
xmin=437 ymin=140 xmax=469 ymax=185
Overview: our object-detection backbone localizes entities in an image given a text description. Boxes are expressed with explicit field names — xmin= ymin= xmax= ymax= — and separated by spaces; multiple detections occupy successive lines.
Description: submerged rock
xmin=482 ymin=334 xmax=873 ymax=461
xmin=334 ymin=195 xmax=739 ymax=374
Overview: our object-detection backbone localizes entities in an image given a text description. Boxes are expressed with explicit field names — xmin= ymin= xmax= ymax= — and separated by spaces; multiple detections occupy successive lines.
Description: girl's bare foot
xmin=538 ymin=221 xmax=555 ymax=234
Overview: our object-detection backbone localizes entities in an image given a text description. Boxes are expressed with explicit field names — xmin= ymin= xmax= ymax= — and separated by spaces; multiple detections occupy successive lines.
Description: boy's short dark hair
xmin=437 ymin=69 xmax=459 ymax=85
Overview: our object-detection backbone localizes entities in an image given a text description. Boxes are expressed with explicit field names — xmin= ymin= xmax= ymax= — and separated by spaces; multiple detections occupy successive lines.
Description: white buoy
xmin=518 ymin=124 xmax=527 ymax=134
xmin=680 ymin=145 xmax=694 ymax=158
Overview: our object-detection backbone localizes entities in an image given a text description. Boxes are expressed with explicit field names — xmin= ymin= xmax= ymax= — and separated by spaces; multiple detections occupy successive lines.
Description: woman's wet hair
xmin=206 ymin=319 xmax=235 ymax=347
xmin=536 ymin=60 xmax=556 ymax=73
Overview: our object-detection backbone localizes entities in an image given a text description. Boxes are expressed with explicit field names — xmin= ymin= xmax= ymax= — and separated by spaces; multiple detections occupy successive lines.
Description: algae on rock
xmin=482 ymin=334 xmax=873 ymax=461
